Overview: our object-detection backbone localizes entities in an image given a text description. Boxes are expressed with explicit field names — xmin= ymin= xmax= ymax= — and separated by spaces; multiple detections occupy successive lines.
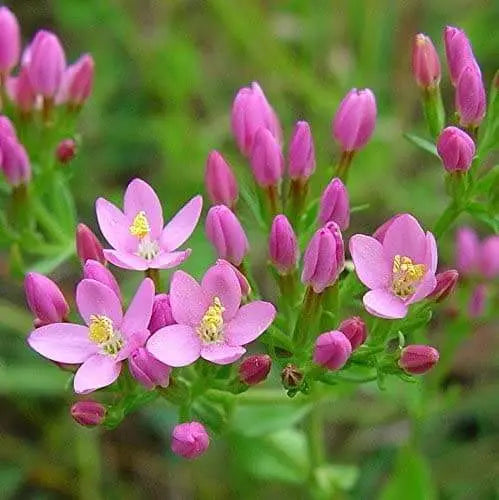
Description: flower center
xmin=88 ymin=314 xmax=123 ymax=356
xmin=197 ymin=297 xmax=225 ymax=344
xmin=137 ymin=238 xmax=160 ymax=260
xmin=392 ymin=255 xmax=426 ymax=298
xmin=129 ymin=211 xmax=150 ymax=239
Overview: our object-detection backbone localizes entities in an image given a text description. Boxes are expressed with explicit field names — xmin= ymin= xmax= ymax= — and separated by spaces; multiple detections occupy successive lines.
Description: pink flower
xmin=313 ymin=331 xmax=352 ymax=371
xmin=443 ymin=26 xmax=475 ymax=86
xmin=147 ymin=261 xmax=276 ymax=366
xmin=96 ymin=178 xmax=202 ymax=270
xmin=456 ymin=65 xmax=486 ymax=128
xmin=288 ymin=121 xmax=316 ymax=180
xmin=57 ymin=53 xmax=94 ymax=106
xmin=269 ymin=214 xmax=298 ymax=274
xmin=412 ymin=34 xmax=441 ymax=89
xmin=437 ymin=127 xmax=475 ymax=172
xmin=171 ymin=421 xmax=210 ymax=459
xmin=0 ymin=7 xmax=20 ymax=75
xmin=5 ymin=66 xmax=36 ymax=113
xmin=399 ymin=344 xmax=439 ymax=375
xmin=28 ymin=278 xmax=155 ymax=393
xmin=76 ymin=223 xmax=105 ymax=264
xmin=318 ymin=177 xmax=350 ymax=230
xmin=479 ymin=236 xmax=499 ymax=279
xmin=350 ymin=214 xmax=438 ymax=319
xmin=204 ymin=150 xmax=238 ymax=208
xmin=455 ymin=226 xmax=479 ymax=276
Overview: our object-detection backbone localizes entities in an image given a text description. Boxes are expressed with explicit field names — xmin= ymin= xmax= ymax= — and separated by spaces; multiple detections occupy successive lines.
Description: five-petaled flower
xmin=96 ymin=178 xmax=202 ymax=271
xmin=28 ymin=278 xmax=155 ymax=393
xmin=147 ymin=260 xmax=276 ymax=366
xmin=349 ymin=213 xmax=437 ymax=319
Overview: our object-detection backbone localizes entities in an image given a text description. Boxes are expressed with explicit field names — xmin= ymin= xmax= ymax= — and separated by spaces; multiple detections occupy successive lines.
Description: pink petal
xmin=382 ymin=214 xmax=427 ymax=264
xmin=424 ymin=232 xmax=438 ymax=274
xmin=117 ymin=329 xmax=150 ymax=361
xmin=103 ymin=250 xmax=149 ymax=271
xmin=169 ymin=271 xmax=209 ymax=326
xmin=124 ymin=178 xmax=164 ymax=239
xmin=121 ymin=278 xmax=155 ymax=336
xmin=160 ymin=195 xmax=203 ymax=251
xmin=95 ymin=198 xmax=135 ymax=252
xmin=148 ymin=249 xmax=191 ymax=270
xmin=74 ymin=354 xmax=122 ymax=394
xmin=146 ymin=324 xmax=201 ymax=367
xmin=349 ymin=234 xmax=391 ymax=289
xmin=201 ymin=262 xmax=241 ymax=321
xmin=406 ymin=273 xmax=437 ymax=305
xmin=363 ymin=289 xmax=408 ymax=319
xmin=225 ymin=301 xmax=276 ymax=345
xmin=200 ymin=343 xmax=246 ymax=365
xmin=27 ymin=323 xmax=96 ymax=363
xmin=76 ymin=279 xmax=123 ymax=326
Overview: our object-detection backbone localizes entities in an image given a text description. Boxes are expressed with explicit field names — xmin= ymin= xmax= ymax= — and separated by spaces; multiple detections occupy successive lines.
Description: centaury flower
xmin=147 ymin=260 xmax=276 ymax=366
xmin=96 ymin=178 xmax=202 ymax=270
xmin=28 ymin=278 xmax=155 ymax=393
xmin=350 ymin=214 xmax=437 ymax=319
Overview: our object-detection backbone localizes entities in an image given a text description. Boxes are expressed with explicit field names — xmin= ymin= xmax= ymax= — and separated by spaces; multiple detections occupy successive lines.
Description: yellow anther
xmin=392 ymin=255 xmax=426 ymax=298
xmin=129 ymin=211 xmax=150 ymax=239
xmin=197 ymin=297 xmax=225 ymax=343
xmin=89 ymin=315 xmax=114 ymax=344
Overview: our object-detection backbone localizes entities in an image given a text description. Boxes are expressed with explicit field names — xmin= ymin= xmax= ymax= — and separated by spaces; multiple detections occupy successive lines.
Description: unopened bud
xmin=313 ymin=331 xmax=352 ymax=371
xmin=437 ymin=127 xmax=475 ymax=172
xmin=129 ymin=347 xmax=171 ymax=390
xmin=148 ymin=294 xmax=175 ymax=333
xmin=338 ymin=316 xmax=367 ymax=350
xmin=71 ymin=400 xmax=106 ymax=427
xmin=412 ymin=34 xmax=441 ymax=89
xmin=399 ymin=345 xmax=439 ymax=375
xmin=204 ymin=150 xmax=238 ymax=208
xmin=56 ymin=139 xmax=77 ymax=164
xmin=239 ymin=354 xmax=271 ymax=385
xmin=318 ymin=177 xmax=350 ymax=230
xmin=76 ymin=223 xmax=105 ymax=265
xmin=429 ymin=270 xmax=459 ymax=302
xmin=250 ymin=127 xmax=284 ymax=187
xmin=281 ymin=363 xmax=303 ymax=388
xmin=269 ymin=214 xmax=298 ymax=274
xmin=83 ymin=259 xmax=121 ymax=301
xmin=171 ymin=421 xmax=210 ymax=459
xmin=288 ymin=121 xmax=316 ymax=180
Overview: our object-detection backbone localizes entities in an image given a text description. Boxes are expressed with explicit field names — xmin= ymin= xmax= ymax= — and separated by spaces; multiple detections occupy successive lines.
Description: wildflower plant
xmin=3 ymin=7 xmax=497 ymax=495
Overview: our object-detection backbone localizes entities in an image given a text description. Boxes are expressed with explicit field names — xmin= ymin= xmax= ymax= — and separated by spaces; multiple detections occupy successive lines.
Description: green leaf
xmin=239 ymin=183 xmax=266 ymax=230
xmin=466 ymin=202 xmax=499 ymax=232
xmin=403 ymin=133 xmax=438 ymax=157
xmin=314 ymin=464 xmax=359 ymax=494
xmin=50 ymin=173 xmax=77 ymax=235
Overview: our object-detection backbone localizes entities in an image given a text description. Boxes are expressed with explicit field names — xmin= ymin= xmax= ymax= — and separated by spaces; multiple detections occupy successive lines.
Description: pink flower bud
xmin=204 ymin=150 xmax=238 ymax=208
xmin=129 ymin=347 xmax=171 ymax=390
xmin=5 ymin=67 xmax=36 ymax=113
xmin=205 ymin=205 xmax=249 ymax=266
xmin=468 ymin=283 xmax=487 ymax=318
xmin=318 ymin=177 xmax=350 ymax=230
xmin=399 ymin=345 xmax=439 ymax=375
xmin=56 ymin=139 xmax=77 ymax=164
xmin=76 ymin=223 xmax=105 ymax=265
xmin=412 ymin=34 xmax=441 ymax=89
xmin=338 ymin=316 xmax=367 ymax=350
xmin=0 ymin=7 xmax=20 ymax=74
xmin=171 ymin=421 xmax=210 ymax=459
xmin=455 ymin=227 xmax=479 ymax=276
xmin=479 ymin=236 xmax=499 ymax=279
xmin=288 ymin=121 xmax=316 ymax=180
xmin=0 ymin=116 xmax=16 ymax=138
xmin=332 ymin=88 xmax=377 ymax=152
xmin=27 ymin=30 xmax=66 ymax=98
xmin=231 ymin=81 xmax=282 ymax=156
xmin=24 ymin=272 xmax=69 ymax=325
xmin=71 ymin=401 xmax=106 ymax=427
xmin=444 ymin=26 xmax=475 ymax=86
xmin=215 ymin=259 xmax=251 ymax=298
xmin=456 ymin=65 xmax=486 ymax=128
xmin=269 ymin=214 xmax=298 ymax=274
xmin=148 ymin=293 xmax=175 ymax=333
xmin=83 ymin=259 xmax=121 ymax=301
xmin=372 ymin=213 xmax=404 ymax=243
xmin=437 ymin=126 xmax=475 ymax=172
xmin=313 ymin=330 xmax=352 ymax=371
xmin=0 ymin=135 xmax=31 ymax=186
xmin=250 ymin=127 xmax=284 ymax=187
xmin=58 ymin=53 xmax=94 ymax=106
xmin=302 ymin=222 xmax=345 ymax=293
xmin=429 ymin=270 xmax=459 ymax=302
xmin=239 ymin=354 xmax=272 ymax=385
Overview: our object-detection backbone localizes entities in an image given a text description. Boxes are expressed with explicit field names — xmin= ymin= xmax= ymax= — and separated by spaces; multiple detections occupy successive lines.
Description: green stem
xmin=421 ymin=85 xmax=445 ymax=139
xmin=293 ymin=287 xmax=323 ymax=348
xmin=32 ymin=197 xmax=67 ymax=243
xmin=265 ymin=184 xmax=280 ymax=218
xmin=145 ymin=268 xmax=161 ymax=290
xmin=333 ymin=150 xmax=355 ymax=183
xmin=287 ymin=178 xmax=308 ymax=228
xmin=75 ymin=427 xmax=102 ymax=500
xmin=306 ymin=401 xmax=325 ymax=478
xmin=432 ymin=202 xmax=462 ymax=240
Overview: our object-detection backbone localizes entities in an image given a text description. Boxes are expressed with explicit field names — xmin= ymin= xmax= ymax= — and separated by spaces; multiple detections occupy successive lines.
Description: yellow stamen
xmin=129 ymin=211 xmax=150 ymax=239
xmin=197 ymin=297 xmax=225 ymax=343
xmin=392 ymin=255 xmax=426 ymax=298
xmin=89 ymin=315 xmax=114 ymax=344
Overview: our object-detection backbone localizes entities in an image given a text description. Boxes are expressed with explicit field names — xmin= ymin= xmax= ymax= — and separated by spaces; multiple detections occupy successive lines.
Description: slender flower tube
xmin=455 ymin=65 xmax=486 ymax=128
xmin=313 ymin=330 xmax=352 ymax=371
xmin=147 ymin=263 xmax=276 ymax=366
xmin=437 ymin=127 xmax=475 ymax=172
xmin=231 ymin=81 xmax=282 ymax=156
xmin=444 ymin=26 xmax=475 ymax=86
xmin=350 ymin=214 xmax=438 ymax=319
xmin=204 ymin=150 xmax=238 ymax=208
xmin=76 ymin=223 xmax=105 ymax=265
xmin=302 ymin=222 xmax=345 ymax=294
xmin=455 ymin=227 xmax=479 ymax=276
xmin=318 ymin=177 xmax=350 ymax=230
xmin=239 ymin=354 xmax=272 ymax=385
xmin=0 ymin=135 xmax=31 ymax=186
xmin=412 ymin=34 xmax=441 ymax=89
xmin=171 ymin=421 xmax=210 ymax=459
xmin=96 ymin=178 xmax=202 ymax=271
xmin=429 ymin=270 xmax=459 ymax=302
xmin=148 ymin=294 xmax=175 ymax=333
xmin=25 ymin=272 xmax=69 ymax=325
xmin=269 ymin=215 xmax=298 ymax=274
xmin=250 ymin=127 xmax=284 ymax=188
xmin=332 ymin=88 xmax=377 ymax=152
xmin=479 ymin=236 xmax=499 ymax=279
xmin=338 ymin=316 xmax=367 ymax=350
xmin=56 ymin=139 xmax=77 ymax=164
xmin=57 ymin=53 xmax=94 ymax=107
xmin=399 ymin=345 xmax=439 ymax=375
xmin=71 ymin=401 xmax=106 ymax=427
xmin=83 ymin=260 xmax=121 ymax=301
xmin=0 ymin=7 xmax=20 ymax=76
xmin=205 ymin=205 xmax=249 ymax=266
xmin=129 ymin=347 xmax=171 ymax=390
xmin=288 ymin=121 xmax=316 ymax=180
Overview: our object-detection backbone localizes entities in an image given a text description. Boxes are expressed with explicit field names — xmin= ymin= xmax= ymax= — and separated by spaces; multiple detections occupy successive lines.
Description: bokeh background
xmin=1 ymin=0 xmax=498 ymax=498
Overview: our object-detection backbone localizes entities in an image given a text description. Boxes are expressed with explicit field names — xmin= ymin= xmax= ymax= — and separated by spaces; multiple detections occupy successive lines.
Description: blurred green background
xmin=1 ymin=0 xmax=498 ymax=498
